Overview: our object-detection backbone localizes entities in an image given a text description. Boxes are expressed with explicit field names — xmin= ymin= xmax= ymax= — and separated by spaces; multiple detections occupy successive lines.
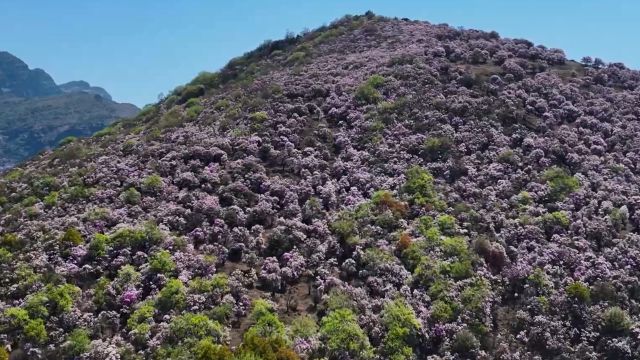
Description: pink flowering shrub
xmin=1 ymin=11 xmax=640 ymax=359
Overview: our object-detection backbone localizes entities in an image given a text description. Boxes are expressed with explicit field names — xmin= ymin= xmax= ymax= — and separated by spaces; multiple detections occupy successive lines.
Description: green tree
xmin=566 ymin=281 xmax=591 ymax=303
xmin=122 ymin=187 xmax=142 ymax=205
xmin=149 ymin=250 xmax=176 ymax=274
xmin=169 ymin=313 xmax=224 ymax=342
xmin=403 ymin=166 xmax=439 ymax=206
xmin=65 ymin=328 xmax=91 ymax=357
xmin=601 ymin=307 xmax=631 ymax=335
xmin=542 ymin=167 xmax=580 ymax=201
xmin=60 ymin=227 xmax=84 ymax=246
xmin=320 ymin=309 xmax=372 ymax=359
xmin=193 ymin=337 xmax=233 ymax=360
xmin=156 ymin=279 xmax=186 ymax=312
xmin=24 ymin=318 xmax=47 ymax=344
xmin=88 ymin=234 xmax=108 ymax=258
xmin=142 ymin=174 xmax=163 ymax=193
xmin=46 ymin=283 xmax=81 ymax=314
xmin=380 ymin=298 xmax=421 ymax=360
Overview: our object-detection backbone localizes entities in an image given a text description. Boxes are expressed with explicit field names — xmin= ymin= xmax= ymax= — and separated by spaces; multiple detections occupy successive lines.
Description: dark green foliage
xmin=236 ymin=299 xmax=300 ymax=359
xmin=601 ymin=307 xmax=631 ymax=335
xmin=193 ymin=338 xmax=233 ymax=360
xmin=403 ymin=166 xmax=439 ymax=207
xmin=380 ymin=298 xmax=421 ymax=360
xmin=43 ymin=191 xmax=59 ymax=207
xmin=245 ymin=300 xmax=286 ymax=342
xmin=592 ymin=281 xmax=617 ymax=303
xmin=289 ymin=314 xmax=318 ymax=340
xmin=122 ymin=187 xmax=141 ymax=205
xmin=66 ymin=185 xmax=92 ymax=201
xmin=355 ymin=75 xmax=385 ymax=104
xmin=320 ymin=308 xmax=373 ymax=359
xmin=286 ymin=51 xmax=307 ymax=64
xmin=1 ymin=233 xmax=23 ymax=250
xmin=213 ymin=99 xmax=231 ymax=110
xmin=59 ymin=136 xmax=77 ymax=146
xmin=87 ymin=234 xmax=108 ymax=258
xmin=609 ymin=207 xmax=627 ymax=231
xmin=149 ymin=250 xmax=176 ymax=275
xmin=3 ymin=307 xmax=47 ymax=343
xmin=329 ymin=212 xmax=359 ymax=245
xmin=446 ymin=260 xmax=473 ymax=280
xmin=169 ymin=313 xmax=224 ymax=342
xmin=541 ymin=211 xmax=570 ymax=237
xmin=436 ymin=214 xmax=456 ymax=235
xmin=362 ymin=248 xmax=395 ymax=271
xmin=542 ymin=167 xmax=580 ymax=201
xmin=65 ymin=328 xmax=91 ymax=357
xmin=45 ymin=283 xmax=81 ymax=314
xmin=24 ymin=318 xmax=47 ymax=344
xmin=249 ymin=111 xmax=269 ymax=122
xmin=423 ymin=136 xmax=454 ymax=161
xmin=110 ymin=222 xmax=164 ymax=250
xmin=60 ymin=227 xmax=84 ymax=246
xmin=189 ymin=71 xmax=220 ymax=89
xmin=156 ymin=279 xmax=186 ymax=312
xmin=566 ymin=281 xmax=591 ymax=303
xmin=497 ymin=149 xmax=517 ymax=165
xmin=177 ymin=85 xmax=206 ymax=105
xmin=528 ymin=268 xmax=551 ymax=291
xmin=25 ymin=293 xmax=48 ymax=319
xmin=461 ymin=280 xmax=489 ymax=317
xmin=157 ymin=107 xmax=185 ymax=130
xmin=93 ymin=125 xmax=117 ymax=138
xmin=93 ymin=277 xmax=110 ymax=309
xmin=0 ymin=248 xmax=11 ymax=264
xmin=31 ymin=176 xmax=59 ymax=196
xmin=186 ymin=98 xmax=204 ymax=119
xmin=208 ymin=303 xmax=233 ymax=324
xmin=441 ymin=236 xmax=469 ymax=258
xmin=4 ymin=307 xmax=30 ymax=329
xmin=323 ymin=288 xmax=355 ymax=312
xmin=20 ymin=195 xmax=38 ymax=207
xmin=401 ymin=240 xmax=427 ymax=272
xmin=127 ymin=301 xmax=155 ymax=331
xmin=430 ymin=299 xmax=455 ymax=322
xmin=142 ymin=174 xmax=163 ymax=193
xmin=451 ymin=329 xmax=479 ymax=355
xmin=189 ymin=274 xmax=230 ymax=296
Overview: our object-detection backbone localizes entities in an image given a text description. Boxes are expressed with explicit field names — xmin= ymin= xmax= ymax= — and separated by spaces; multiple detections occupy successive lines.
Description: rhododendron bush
xmin=2 ymin=11 xmax=640 ymax=359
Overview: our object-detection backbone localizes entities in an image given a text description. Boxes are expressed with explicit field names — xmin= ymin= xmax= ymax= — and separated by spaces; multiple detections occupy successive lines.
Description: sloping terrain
xmin=0 ymin=52 xmax=139 ymax=169
xmin=2 ymin=13 xmax=640 ymax=359
xmin=0 ymin=51 xmax=60 ymax=98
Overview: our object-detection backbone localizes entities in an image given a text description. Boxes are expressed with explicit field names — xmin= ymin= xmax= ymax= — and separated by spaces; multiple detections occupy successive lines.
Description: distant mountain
xmin=58 ymin=80 xmax=112 ymax=100
xmin=0 ymin=51 xmax=60 ymax=97
xmin=0 ymin=51 xmax=138 ymax=169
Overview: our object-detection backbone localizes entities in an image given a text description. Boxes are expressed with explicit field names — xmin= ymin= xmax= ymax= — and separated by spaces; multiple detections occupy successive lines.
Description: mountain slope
xmin=2 ymin=13 xmax=640 ymax=359
xmin=58 ymin=80 xmax=113 ymax=101
xmin=0 ymin=52 xmax=139 ymax=169
xmin=0 ymin=51 xmax=61 ymax=98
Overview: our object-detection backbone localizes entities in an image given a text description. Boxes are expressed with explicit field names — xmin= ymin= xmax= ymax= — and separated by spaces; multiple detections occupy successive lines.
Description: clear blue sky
xmin=1 ymin=0 xmax=637 ymax=107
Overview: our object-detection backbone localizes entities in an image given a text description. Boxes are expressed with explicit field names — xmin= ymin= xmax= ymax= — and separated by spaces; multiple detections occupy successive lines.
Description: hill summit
xmin=2 ymin=13 xmax=640 ymax=359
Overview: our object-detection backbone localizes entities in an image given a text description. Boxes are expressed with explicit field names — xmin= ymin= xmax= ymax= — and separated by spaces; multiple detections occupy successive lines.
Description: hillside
xmin=0 ymin=52 xmax=139 ymax=169
xmin=0 ymin=52 xmax=60 ymax=98
xmin=2 ymin=13 xmax=640 ymax=359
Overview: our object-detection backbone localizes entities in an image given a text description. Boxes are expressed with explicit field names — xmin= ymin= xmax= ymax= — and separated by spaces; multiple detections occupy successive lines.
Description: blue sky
xmin=1 ymin=0 xmax=637 ymax=107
